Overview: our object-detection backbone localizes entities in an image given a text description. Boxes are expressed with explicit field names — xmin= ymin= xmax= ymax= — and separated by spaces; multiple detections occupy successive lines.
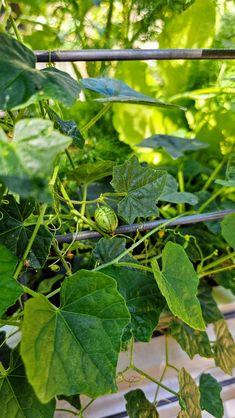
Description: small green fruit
xmin=94 ymin=205 xmax=118 ymax=233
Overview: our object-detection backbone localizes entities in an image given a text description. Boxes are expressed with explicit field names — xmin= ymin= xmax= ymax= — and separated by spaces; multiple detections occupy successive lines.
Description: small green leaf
xmin=0 ymin=244 xmax=23 ymax=317
xmin=214 ymin=319 xmax=235 ymax=375
xmin=198 ymin=282 xmax=222 ymax=324
xmin=151 ymin=242 xmax=205 ymax=330
xmin=101 ymin=266 xmax=165 ymax=342
xmin=21 ymin=270 xmax=130 ymax=403
xmin=221 ymin=213 xmax=235 ymax=249
xmin=178 ymin=368 xmax=202 ymax=418
xmin=80 ymin=77 xmax=182 ymax=109
xmin=138 ymin=134 xmax=208 ymax=159
xmin=125 ymin=389 xmax=159 ymax=418
xmin=111 ymin=156 xmax=167 ymax=223
xmin=199 ymin=373 xmax=223 ymax=418
xmin=0 ymin=350 xmax=55 ymax=418
xmin=69 ymin=160 xmax=115 ymax=184
xmin=160 ymin=175 xmax=198 ymax=205
xmin=45 ymin=105 xmax=84 ymax=148
xmin=170 ymin=319 xmax=213 ymax=359
xmin=93 ymin=237 xmax=134 ymax=264
xmin=0 ymin=119 xmax=71 ymax=201
xmin=0 ymin=195 xmax=53 ymax=269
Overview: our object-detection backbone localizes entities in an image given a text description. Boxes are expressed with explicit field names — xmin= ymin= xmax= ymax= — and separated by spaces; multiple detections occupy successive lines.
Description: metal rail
xmin=56 ymin=209 xmax=235 ymax=243
xmin=35 ymin=48 xmax=235 ymax=63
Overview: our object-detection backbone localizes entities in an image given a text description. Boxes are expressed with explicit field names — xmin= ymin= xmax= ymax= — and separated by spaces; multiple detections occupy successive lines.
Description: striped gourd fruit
xmin=94 ymin=206 xmax=118 ymax=233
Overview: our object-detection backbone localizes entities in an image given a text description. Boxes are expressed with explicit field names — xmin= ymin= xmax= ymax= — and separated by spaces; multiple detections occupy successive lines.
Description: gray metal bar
xmin=35 ymin=48 xmax=235 ymax=63
xmin=56 ymin=209 xmax=235 ymax=243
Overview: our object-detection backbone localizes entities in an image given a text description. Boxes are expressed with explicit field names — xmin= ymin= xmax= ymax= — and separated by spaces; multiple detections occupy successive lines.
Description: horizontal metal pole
xmin=56 ymin=209 xmax=235 ymax=243
xmin=35 ymin=48 xmax=235 ymax=63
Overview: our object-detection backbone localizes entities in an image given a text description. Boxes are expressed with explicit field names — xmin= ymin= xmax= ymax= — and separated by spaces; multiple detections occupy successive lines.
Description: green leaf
xmin=197 ymin=282 xmax=222 ymax=324
xmin=0 ymin=244 xmax=23 ymax=317
xmin=69 ymin=160 xmax=115 ymax=184
xmin=170 ymin=319 xmax=213 ymax=359
xmin=221 ymin=213 xmax=235 ymax=249
xmin=138 ymin=135 xmax=209 ymax=159
xmin=215 ymin=271 xmax=235 ymax=295
xmin=160 ymin=175 xmax=198 ymax=205
xmin=0 ymin=350 xmax=55 ymax=418
xmin=125 ymin=389 xmax=159 ymax=418
xmin=0 ymin=119 xmax=71 ymax=201
xmin=57 ymin=394 xmax=81 ymax=411
xmin=80 ymin=77 xmax=182 ymax=109
xmin=151 ymin=242 xmax=205 ymax=330
xmin=199 ymin=373 xmax=223 ymax=418
xmin=178 ymin=368 xmax=202 ymax=418
xmin=214 ymin=319 xmax=235 ymax=375
xmin=0 ymin=34 xmax=81 ymax=109
xmin=45 ymin=105 xmax=84 ymax=148
xmin=101 ymin=266 xmax=165 ymax=342
xmin=21 ymin=270 xmax=130 ymax=403
xmin=93 ymin=237 xmax=134 ymax=265
xmin=111 ymin=156 xmax=167 ymax=223
xmin=0 ymin=195 xmax=53 ymax=268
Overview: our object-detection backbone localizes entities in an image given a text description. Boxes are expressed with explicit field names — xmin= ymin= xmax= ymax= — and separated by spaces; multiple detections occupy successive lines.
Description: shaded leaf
xmin=93 ymin=237 xmax=134 ymax=265
xmin=151 ymin=242 xmax=205 ymax=330
xmin=69 ymin=160 xmax=115 ymax=184
xmin=0 ymin=350 xmax=55 ymax=418
xmin=170 ymin=319 xmax=213 ymax=359
xmin=57 ymin=394 xmax=81 ymax=411
xmin=21 ymin=270 xmax=130 ymax=403
xmin=111 ymin=156 xmax=167 ymax=223
xmin=101 ymin=266 xmax=165 ymax=342
xmin=160 ymin=175 xmax=198 ymax=205
xmin=80 ymin=77 xmax=182 ymax=109
xmin=125 ymin=389 xmax=159 ymax=418
xmin=178 ymin=368 xmax=202 ymax=418
xmin=199 ymin=373 xmax=223 ymax=418
xmin=214 ymin=319 xmax=235 ymax=375
xmin=0 ymin=33 xmax=81 ymax=110
xmin=138 ymin=134 xmax=208 ymax=159
xmin=0 ymin=195 xmax=53 ymax=269
xmin=221 ymin=213 xmax=235 ymax=249
xmin=0 ymin=244 xmax=23 ymax=317
xmin=215 ymin=270 xmax=235 ymax=295
xmin=0 ymin=119 xmax=71 ymax=201
xmin=45 ymin=105 xmax=84 ymax=148
xmin=198 ymin=281 xmax=222 ymax=324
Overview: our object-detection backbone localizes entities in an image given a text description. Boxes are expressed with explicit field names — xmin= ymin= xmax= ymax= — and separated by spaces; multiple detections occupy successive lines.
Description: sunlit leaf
xmin=21 ymin=270 xmax=130 ymax=403
xmin=214 ymin=319 xmax=235 ymax=375
xmin=151 ymin=242 xmax=205 ymax=330
xmin=178 ymin=368 xmax=202 ymax=418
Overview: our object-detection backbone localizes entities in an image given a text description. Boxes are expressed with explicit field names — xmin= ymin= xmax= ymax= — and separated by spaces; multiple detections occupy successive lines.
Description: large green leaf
xmin=199 ymin=373 xmax=223 ymax=418
xmin=178 ymin=368 xmax=202 ymax=418
xmin=221 ymin=213 xmax=235 ymax=249
xmin=80 ymin=77 xmax=182 ymax=109
xmin=0 ymin=195 xmax=53 ymax=269
xmin=138 ymin=135 xmax=208 ymax=159
xmin=111 ymin=156 xmax=167 ymax=223
xmin=0 ymin=350 xmax=55 ymax=418
xmin=0 ymin=119 xmax=71 ymax=201
xmin=93 ymin=237 xmax=134 ymax=265
xmin=170 ymin=319 xmax=212 ymax=359
xmin=0 ymin=244 xmax=23 ymax=317
xmin=197 ymin=282 xmax=222 ymax=324
xmin=214 ymin=319 xmax=235 ymax=375
xmin=151 ymin=242 xmax=205 ymax=330
xmin=21 ymin=270 xmax=130 ymax=403
xmin=125 ymin=389 xmax=159 ymax=417
xmin=101 ymin=266 xmax=165 ymax=342
xmin=0 ymin=33 xmax=81 ymax=109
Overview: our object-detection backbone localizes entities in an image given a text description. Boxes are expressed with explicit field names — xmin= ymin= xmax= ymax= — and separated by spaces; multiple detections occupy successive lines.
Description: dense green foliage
xmin=0 ymin=0 xmax=235 ymax=417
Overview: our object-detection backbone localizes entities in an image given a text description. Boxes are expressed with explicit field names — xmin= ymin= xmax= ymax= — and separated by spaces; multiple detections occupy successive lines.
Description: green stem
xmin=80 ymin=103 xmax=112 ymax=134
xmin=202 ymin=157 xmax=226 ymax=191
xmin=78 ymin=183 xmax=88 ymax=230
xmin=94 ymin=213 xmax=187 ymax=271
xmin=0 ymin=319 xmax=21 ymax=327
xmin=199 ymin=264 xmax=235 ymax=278
xmin=56 ymin=409 xmax=78 ymax=416
xmin=177 ymin=159 xmax=185 ymax=214
xmin=22 ymin=285 xmax=40 ymax=298
xmin=13 ymin=204 xmax=47 ymax=279
xmin=52 ymin=239 xmax=72 ymax=275
xmin=9 ymin=13 xmax=23 ymax=43
xmin=154 ymin=336 xmax=169 ymax=403
xmin=132 ymin=365 xmax=179 ymax=398
xmin=201 ymin=251 xmax=235 ymax=272
xmin=79 ymin=399 xmax=94 ymax=416
xmin=65 ymin=149 xmax=75 ymax=169
xmin=198 ymin=187 xmax=225 ymax=213
xmin=115 ymin=262 xmax=152 ymax=272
